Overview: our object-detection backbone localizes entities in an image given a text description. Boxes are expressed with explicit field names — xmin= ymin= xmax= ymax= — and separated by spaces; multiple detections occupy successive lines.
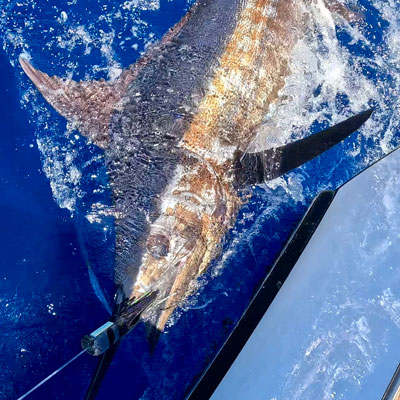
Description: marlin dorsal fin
xmin=19 ymin=57 xmax=135 ymax=149
xmin=18 ymin=5 xmax=199 ymax=150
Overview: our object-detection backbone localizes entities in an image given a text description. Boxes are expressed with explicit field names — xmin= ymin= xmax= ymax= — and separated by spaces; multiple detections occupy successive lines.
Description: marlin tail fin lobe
xmin=325 ymin=0 xmax=364 ymax=23
xmin=19 ymin=57 xmax=131 ymax=149
xmin=238 ymin=108 xmax=373 ymax=185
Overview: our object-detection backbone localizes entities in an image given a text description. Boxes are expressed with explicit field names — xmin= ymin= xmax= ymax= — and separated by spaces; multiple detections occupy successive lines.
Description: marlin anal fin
xmin=19 ymin=57 xmax=132 ymax=149
xmin=238 ymin=109 xmax=373 ymax=185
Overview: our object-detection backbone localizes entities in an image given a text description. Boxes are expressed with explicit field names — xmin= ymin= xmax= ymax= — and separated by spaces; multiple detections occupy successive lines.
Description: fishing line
xmin=18 ymin=245 xmax=190 ymax=400
xmin=17 ymin=349 xmax=87 ymax=400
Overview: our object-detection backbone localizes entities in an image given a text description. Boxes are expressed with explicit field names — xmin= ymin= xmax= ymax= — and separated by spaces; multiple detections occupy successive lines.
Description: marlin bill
xmin=19 ymin=0 xmax=371 ymax=346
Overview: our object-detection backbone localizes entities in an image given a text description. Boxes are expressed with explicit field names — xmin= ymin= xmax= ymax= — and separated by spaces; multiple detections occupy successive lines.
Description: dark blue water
xmin=0 ymin=1 xmax=399 ymax=399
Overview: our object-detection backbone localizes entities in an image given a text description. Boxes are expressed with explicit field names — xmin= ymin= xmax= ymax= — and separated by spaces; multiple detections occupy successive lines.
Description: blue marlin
xmin=19 ymin=0 xmax=370 ymax=385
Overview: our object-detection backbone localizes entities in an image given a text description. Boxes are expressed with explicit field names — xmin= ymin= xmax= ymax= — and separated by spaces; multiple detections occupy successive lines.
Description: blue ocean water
xmin=0 ymin=1 xmax=399 ymax=399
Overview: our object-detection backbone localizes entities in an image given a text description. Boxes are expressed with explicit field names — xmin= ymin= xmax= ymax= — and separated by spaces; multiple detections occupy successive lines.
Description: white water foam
xmin=249 ymin=1 xmax=389 ymax=158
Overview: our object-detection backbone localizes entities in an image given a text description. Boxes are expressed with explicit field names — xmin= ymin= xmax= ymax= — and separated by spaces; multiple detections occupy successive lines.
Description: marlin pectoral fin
xmin=19 ymin=57 xmax=130 ymax=149
xmin=238 ymin=109 xmax=373 ymax=184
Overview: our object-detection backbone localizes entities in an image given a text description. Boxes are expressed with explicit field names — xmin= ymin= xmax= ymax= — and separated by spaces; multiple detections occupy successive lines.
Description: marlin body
xmin=20 ymin=0 xmax=364 ymax=344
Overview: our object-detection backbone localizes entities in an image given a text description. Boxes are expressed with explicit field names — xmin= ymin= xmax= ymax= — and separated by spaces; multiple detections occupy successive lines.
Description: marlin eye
xmin=146 ymin=234 xmax=170 ymax=259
